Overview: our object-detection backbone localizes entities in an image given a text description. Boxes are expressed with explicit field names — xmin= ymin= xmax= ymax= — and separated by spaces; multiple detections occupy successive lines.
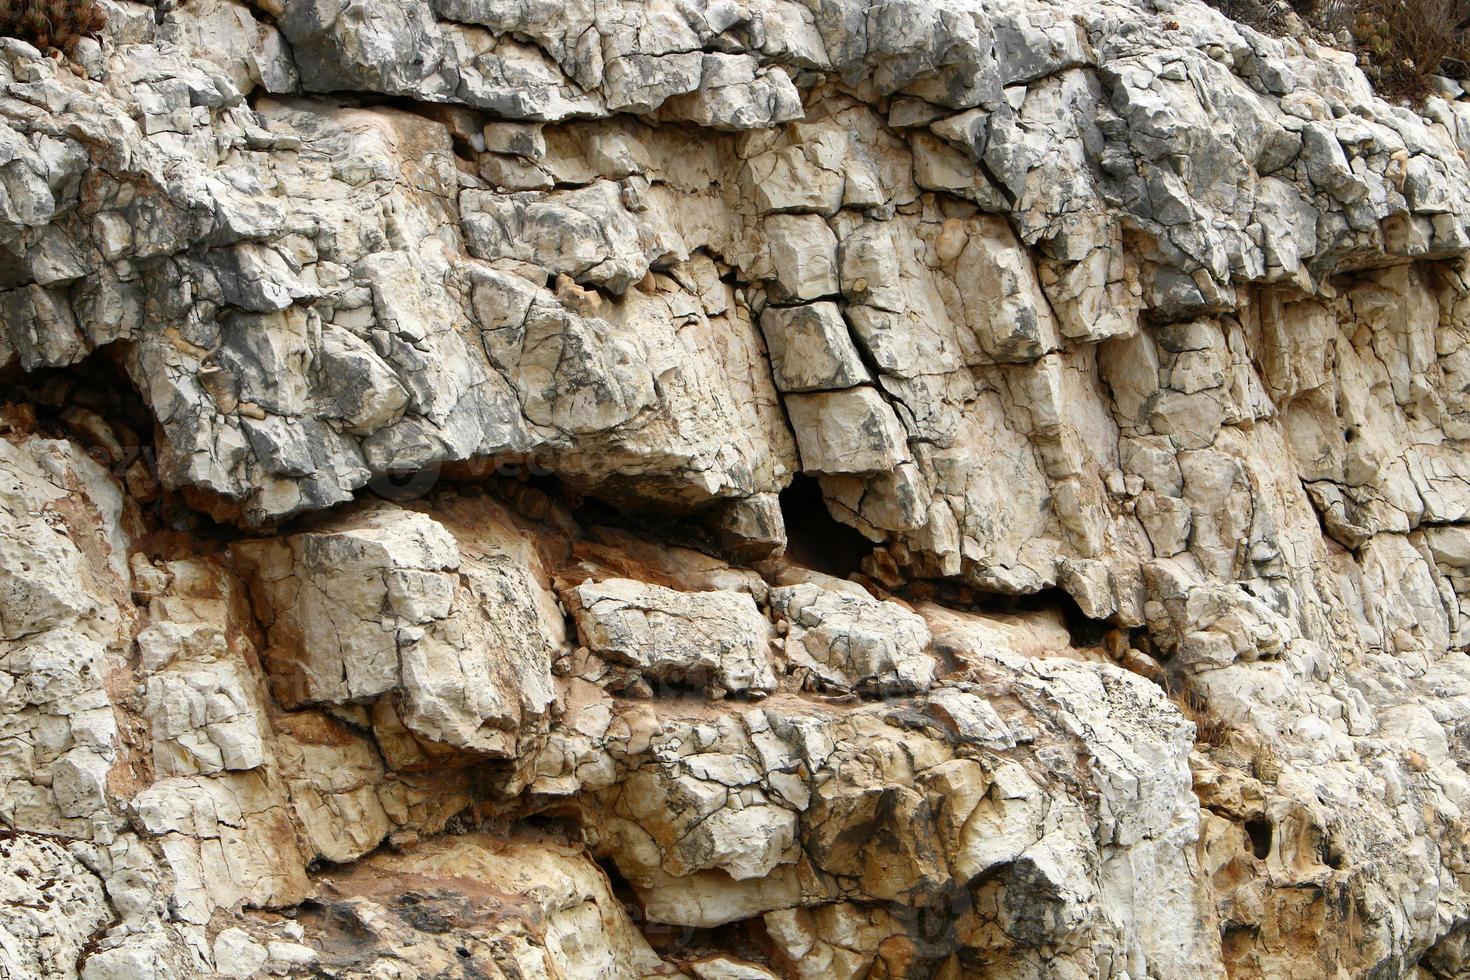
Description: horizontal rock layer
xmin=3 ymin=0 xmax=1470 ymax=977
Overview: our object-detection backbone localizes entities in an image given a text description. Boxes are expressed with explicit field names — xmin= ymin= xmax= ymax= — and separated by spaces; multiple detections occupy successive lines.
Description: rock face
xmin=5 ymin=0 xmax=1470 ymax=976
xmin=565 ymin=578 xmax=779 ymax=696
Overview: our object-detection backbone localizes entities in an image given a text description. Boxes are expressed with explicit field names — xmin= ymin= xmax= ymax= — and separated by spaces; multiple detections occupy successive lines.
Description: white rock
xmin=565 ymin=579 xmax=777 ymax=696
xmin=783 ymin=387 xmax=910 ymax=475
xmin=769 ymin=583 xmax=935 ymax=694
xmin=760 ymin=302 xmax=869 ymax=393
xmin=213 ymin=928 xmax=268 ymax=979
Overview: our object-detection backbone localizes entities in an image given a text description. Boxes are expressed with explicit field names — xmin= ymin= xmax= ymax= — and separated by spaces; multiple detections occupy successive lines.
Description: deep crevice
xmin=897 ymin=577 xmax=1115 ymax=650
xmin=565 ymin=488 xmax=727 ymax=558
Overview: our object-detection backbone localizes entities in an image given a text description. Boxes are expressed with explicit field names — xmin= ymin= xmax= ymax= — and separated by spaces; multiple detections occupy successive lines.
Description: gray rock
xmin=759 ymin=302 xmax=870 ymax=392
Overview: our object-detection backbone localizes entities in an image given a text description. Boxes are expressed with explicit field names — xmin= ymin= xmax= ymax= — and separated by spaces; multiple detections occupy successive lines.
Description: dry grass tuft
xmin=1200 ymin=0 xmax=1470 ymax=101
xmin=1352 ymin=0 xmax=1470 ymax=98
xmin=1173 ymin=686 xmax=1231 ymax=748
xmin=0 ymin=0 xmax=107 ymax=58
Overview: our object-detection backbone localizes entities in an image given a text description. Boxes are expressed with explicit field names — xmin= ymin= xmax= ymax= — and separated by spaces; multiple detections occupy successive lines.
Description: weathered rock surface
xmin=769 ymin=582 xmax=936 ymax=693
xmin=565 ymin=578 xmax=778 ymax=696
xmin=6 ymin=0 xmax=1470 ymax=976
xmin=234 ymin=501 xmax=559 ymax=765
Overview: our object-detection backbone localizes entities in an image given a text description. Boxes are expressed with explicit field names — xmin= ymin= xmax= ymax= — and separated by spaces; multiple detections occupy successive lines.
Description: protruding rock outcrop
xmin=6 ymin=0 xmax=1470 ymax=976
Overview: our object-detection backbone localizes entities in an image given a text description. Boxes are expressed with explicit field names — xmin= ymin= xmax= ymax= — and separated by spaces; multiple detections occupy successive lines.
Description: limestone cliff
xmin=3 ymin=0 xmax=1470 ymax=976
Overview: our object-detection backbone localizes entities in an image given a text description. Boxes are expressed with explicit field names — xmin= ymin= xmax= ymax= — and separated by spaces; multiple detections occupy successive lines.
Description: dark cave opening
xmin=0 ymin=343 xmax=163 ymax=520
xmin=1245 ymin=818 xmax=1273 ymax=860
xmin=779 ymin=473 xmax=872 ymax=577
xmin=1054 ymin=592 xmax=1116 ymax=649
xmin=0 ymin=344 xmax=244 ymax=547
xmin=1321 ymin=837 xmax=1344 ymax=871
xmin=0 ymin=343 xmax=152 ymax=469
